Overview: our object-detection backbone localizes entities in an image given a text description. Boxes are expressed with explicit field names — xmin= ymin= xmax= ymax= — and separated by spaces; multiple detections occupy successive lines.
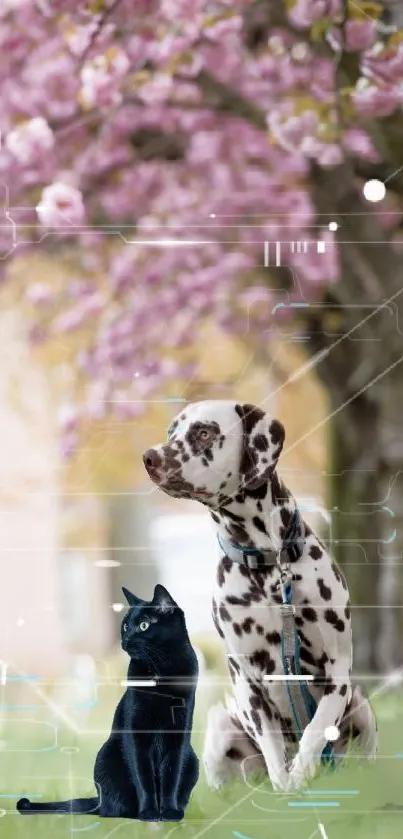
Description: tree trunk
xmin=328 ymin=395 xmax=386 ymax=673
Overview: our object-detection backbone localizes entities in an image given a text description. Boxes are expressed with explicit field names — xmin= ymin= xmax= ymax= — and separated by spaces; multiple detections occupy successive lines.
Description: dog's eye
xmin=199 ymin=429 xmax=211 ymax=441
xmin=123 ymin=622 xmax=127 ymax=632
xmin=139 ymin=621 xmax=150 ymax=631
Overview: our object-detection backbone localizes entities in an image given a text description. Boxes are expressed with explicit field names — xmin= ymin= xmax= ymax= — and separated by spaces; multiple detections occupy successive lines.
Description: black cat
xmin=17 ymin=584 xmax=199 ymax=821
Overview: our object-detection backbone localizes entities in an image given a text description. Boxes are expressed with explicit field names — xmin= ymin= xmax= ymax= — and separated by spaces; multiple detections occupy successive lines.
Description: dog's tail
xmin=17 ymin=796 xmax=99 ymax=815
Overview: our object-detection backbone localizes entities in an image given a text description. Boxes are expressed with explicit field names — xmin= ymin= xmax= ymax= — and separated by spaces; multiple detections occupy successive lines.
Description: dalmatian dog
xmin=143 ymin=400 xmax=377 ymax=791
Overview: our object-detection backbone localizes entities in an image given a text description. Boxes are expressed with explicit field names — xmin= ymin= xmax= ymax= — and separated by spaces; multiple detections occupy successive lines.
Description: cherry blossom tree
xmin=1 ymin=0 xmax=403 ymax=671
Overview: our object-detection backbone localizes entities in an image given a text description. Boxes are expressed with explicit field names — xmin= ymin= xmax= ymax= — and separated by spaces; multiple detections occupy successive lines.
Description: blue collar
xmin=217 ymin=507 xmax=304 ymax=569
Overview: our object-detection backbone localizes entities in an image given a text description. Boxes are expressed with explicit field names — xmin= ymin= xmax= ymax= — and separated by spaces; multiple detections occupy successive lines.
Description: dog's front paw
xmin=269 ymin=769 xmax=289 ymax=792
xmin=287 ymin=753 xmax=317 ymax=790
xmin=203 ymin=764 xmax=224 ymax=790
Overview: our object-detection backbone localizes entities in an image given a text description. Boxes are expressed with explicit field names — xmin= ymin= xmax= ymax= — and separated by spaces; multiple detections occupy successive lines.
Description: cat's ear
xmin=152 ymin=584 xmax=178 ymax=614
xmin=122 ymin=586 xmax=142 ymax=607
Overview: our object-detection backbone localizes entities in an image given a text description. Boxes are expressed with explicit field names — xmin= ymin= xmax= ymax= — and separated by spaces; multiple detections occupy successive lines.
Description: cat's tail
xmin=17 ymin=796 xmax=99 ymax=815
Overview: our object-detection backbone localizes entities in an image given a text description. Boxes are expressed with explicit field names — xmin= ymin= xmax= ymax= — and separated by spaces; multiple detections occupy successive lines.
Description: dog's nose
xmin=143 ymin=448 xmax=160 ymax=470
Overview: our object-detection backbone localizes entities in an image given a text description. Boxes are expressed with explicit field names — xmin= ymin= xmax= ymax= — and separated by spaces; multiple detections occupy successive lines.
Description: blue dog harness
xmin=218 ymin=507 xmax=334 ymax=768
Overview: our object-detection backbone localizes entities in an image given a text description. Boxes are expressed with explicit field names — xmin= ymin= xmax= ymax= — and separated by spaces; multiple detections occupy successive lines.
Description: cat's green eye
xmin=139 ymin=621 xmax=149 ymax=632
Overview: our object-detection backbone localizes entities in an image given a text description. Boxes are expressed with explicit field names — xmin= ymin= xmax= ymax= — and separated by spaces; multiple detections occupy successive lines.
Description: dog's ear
xmin=235 ymin=403 xmax=285 ymax=491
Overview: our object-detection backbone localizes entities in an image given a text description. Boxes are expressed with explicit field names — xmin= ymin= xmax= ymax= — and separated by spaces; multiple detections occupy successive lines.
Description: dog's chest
xmin=213 ymin=556 xmax=327 ymax=706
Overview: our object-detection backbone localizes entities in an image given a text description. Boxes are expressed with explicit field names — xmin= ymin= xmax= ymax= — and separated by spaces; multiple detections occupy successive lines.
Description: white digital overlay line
xmin=263 ymin=674 xmax=314 ymax=682
xmin=318 ymin=823 xmax=328 ymax=839
xmin=121 ymin=680 xmax=157 ymax=687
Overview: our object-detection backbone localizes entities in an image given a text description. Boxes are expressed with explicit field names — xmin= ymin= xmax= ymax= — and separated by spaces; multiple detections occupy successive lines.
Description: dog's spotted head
xmin=143 ymin=400 xmax=285 ymax=505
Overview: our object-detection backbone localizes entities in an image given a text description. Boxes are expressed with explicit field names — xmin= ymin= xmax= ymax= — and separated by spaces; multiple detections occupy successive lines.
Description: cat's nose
xmin=143 ymin=448 xmax=161 ymax=470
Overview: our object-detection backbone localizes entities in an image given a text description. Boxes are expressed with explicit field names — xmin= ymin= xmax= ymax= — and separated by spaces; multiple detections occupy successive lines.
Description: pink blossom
xmin=0 ymin=0 xmax=29 ymax=15
xmin=342 ymin=128 xmax=380 ymax=162
xmin=204 ymin=15 xmax=243 ymax=42
xmin=352 ymin=83 xmax=401 ymax=118
xmin=53 ymin=304 xmax=89 ymax=333
xmin=5 ymin=117 xmax=54 ymax=164
xmin=37 ymin=182 xmax=85 ymax=228
xmin=25 ymin=282 xmax=52 ymax=305
xmin=361 ymin=44 xmax=403 ymax=86
xmin=58 ymin=403 xmax=79 ymax=433
xmin=288 ymin=0 xmax=341 ymax=29
xmin=345 ymin=19 xmax=376 ymax=52
xmin=60 ymin=431 xmax=79 ymax=460
xmin=268 ymin=108 xmax=319 ymax=153
xmin=0 ymin=0 xmax=401 ymax=447
xmin=80 ymin=49 xmax=130 ymax=108
xmin=137 ymin=72 xmax=175 ymax=104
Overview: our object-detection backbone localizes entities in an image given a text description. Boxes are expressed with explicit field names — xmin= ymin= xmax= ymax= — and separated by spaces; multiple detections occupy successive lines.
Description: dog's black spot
xmin=219 ymin=604 xmax=231 ymax=622
xmin=233 ymin=622 xmax=242 ymax=636
xmin=297 ymin=629 xmax=312 ymax=648
xmin=212 ymin=599 xmax=224 ymax=638
xmin=302 ymin=606 xmax=318 ymax=622
xmin=266 ymin=631 xmax=281 ymax=645
xmin=242 ymin=617 xmax=255 ymax=633
xmin=217 ymin=564 xmax=225 ymax=587
xmin=250 ymin=693 xmax=263 ymax=710
xmin=256 ymin=624 xmax=264 ymax=635
xmin=299 ymin=646 xmax=317 ymax=668
xmin=317 ymin=578 xmax=332 ymax=601
xmin=280 ymin=507 xmax=292 ymax=528
xmin=269 ymin=419 xmax=284 ymax=447
xmin=228 ymin=522 xmax=250 ymax=544
xmin=250 ymin=709 xmax=263 ymax=736
xmin=253 ymin=434 xmax=268 ymax=452
xmin=309 ymin=544 xmax=323 ymax=560
xmin=228 ymin=656 xmax=241 ymax=675
xmin=317 ymin=652 xmax=329 ymax=669
xmin=222 ymin=557 xmax=232 ymax=573
xmin=339 ymin=683 xmax=348 ymax=696
xmin=245 ymin=483 xmax=268 ymax=500
xmin=226 ymin=747 xmax=243 ymax=761
xmin=250 ymin=649 xmax=276 ymax=674
xmin=323 ymin=679 xmax=337 ymax=695
xmin=211 ymin=512 xmax=220 ymax=524
xmin=235 ymin=404 xmax=264 ymax=434
xmin=331 ymin=562 xmax=348 ymax=590
xmin=345 ymin=605 xmax=351 ymax=620
xmin=222 ymin=509 xmax=247 ymax=525
xmin=252 ymin=516 xmax=266 ymax=534
xmin=325 ymin=609 xmax=345 ymax=632
xmin=227 ymin=593 xmax=253 ymax=607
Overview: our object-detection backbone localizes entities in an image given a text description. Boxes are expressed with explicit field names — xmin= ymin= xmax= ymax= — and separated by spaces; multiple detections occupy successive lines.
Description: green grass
xmin=1 ymin=664 xmax=403 ymax=839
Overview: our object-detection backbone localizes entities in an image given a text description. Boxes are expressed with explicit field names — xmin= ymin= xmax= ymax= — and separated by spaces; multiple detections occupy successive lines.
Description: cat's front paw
xmin=160 ymin=807 xmax=184 ymax=822
xmin=138 ymin=807 xmax=160 ymax=821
